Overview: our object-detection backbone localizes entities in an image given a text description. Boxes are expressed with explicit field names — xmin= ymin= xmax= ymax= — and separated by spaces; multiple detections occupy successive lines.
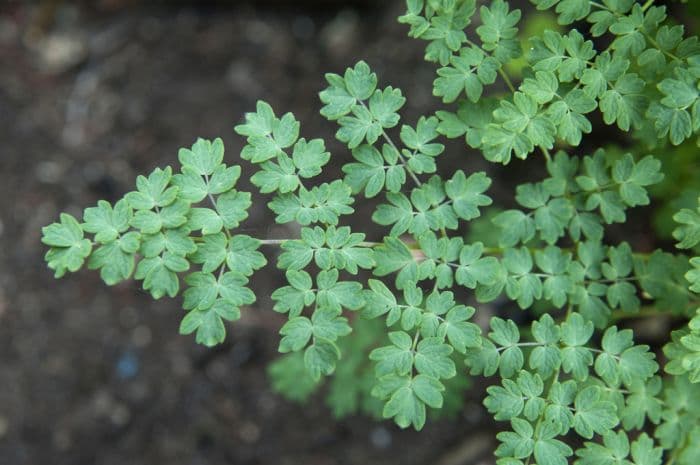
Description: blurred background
xmin=1 ymin=1 xmax=698 ymax=464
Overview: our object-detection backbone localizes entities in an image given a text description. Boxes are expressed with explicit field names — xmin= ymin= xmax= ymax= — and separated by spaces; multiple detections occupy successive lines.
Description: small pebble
xmin=35 ymin=161 xmax=64 ymax=184
xmin=116 ymin=351 xmax=139 ymax=379
xmin=110 ymin=403 xmax=131 ymax=426
xmin=238 ymin=421 xmax=260 ymax=443
xmin=369 ymin=426 xmax=392 ymax=449
xmin=0 ymin=415 xmax=8 ymax=438
xmin=131 ymin=325 xmax=151 ymax=348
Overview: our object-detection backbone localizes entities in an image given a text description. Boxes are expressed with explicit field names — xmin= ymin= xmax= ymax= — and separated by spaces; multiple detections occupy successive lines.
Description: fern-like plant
xmin=42 ymin=1 xmax=700 ymax=464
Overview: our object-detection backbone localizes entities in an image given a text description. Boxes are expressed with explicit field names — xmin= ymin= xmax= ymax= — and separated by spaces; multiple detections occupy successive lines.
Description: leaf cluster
xmin=40 ymin=2 xmax=700 ymax=465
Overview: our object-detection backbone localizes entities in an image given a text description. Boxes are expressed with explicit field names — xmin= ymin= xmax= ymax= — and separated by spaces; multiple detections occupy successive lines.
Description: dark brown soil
xmin=0 ymin=2 xmax=495 ymax=464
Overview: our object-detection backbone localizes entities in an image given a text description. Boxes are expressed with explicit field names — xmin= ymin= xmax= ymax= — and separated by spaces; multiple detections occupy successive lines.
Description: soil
xmin=0 ymin=2 xmax=499 ymax=464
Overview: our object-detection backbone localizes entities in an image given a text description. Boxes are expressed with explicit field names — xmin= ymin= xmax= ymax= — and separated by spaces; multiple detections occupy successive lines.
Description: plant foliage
xmin=42 ymin=0 xmax=700 ymax=463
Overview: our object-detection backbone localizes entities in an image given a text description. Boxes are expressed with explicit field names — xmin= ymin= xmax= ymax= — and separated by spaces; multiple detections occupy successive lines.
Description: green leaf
xmin=190 ymin=232 xmax=227 ymax=273
xmin=599 ymin=74 xmax=646 ymax=131
xmin=621 ymin=377 xmax=663 ymax=430
xmin=434 ymin=47 xmax=498 ymax=103
xmin=362 ymin=279 xmax=399 ymax=320
xmin=493 ymin=210 xmax=536 ymax=247
xmin=576 ymin=430 xmax=630 ymax=465
xmin=125 ymin=167 xmax=178 ymax=210
xmin=135 ymin=253 xmax=186 ymax=299
xmin=279 ymin=317 xmax=313 ymax=352
xmin=273 ymin=112 xmax=301 ymax=149
xmin=373 ymin=192 xmax=415 ymax=236
xmin=445 ymin=170 xmax=493 ymax=220
xmin=216 ymin=190 xmax=251 ymax=228
xmin=560 ymin=313 xmax=594 ymax=380
xmin=82 ymin=199 xmax=132 ymax=243
xmin=337 ymin=105 xmax=382 ymax=149
xmin=548 ymin=92 xmax=594 ymax=146
xmin=161 ymin=201 xmax=191 ymax=230
xmin=485 ymin=378 xmax=524 ymax=420
xmin=455 ymin=242 xmax=501 ymax=289
xmin=477 ymin=0 xmax=521 ymax=62
xmin=42 ymin=213 xmax=93 ymax=278
xmin=658 ymin=78 xmax=698 ymax=109
xmin=277 ymin=237 xmax=313 ymax=271
xmin=172 ymin=167 xmax=208 ymax=202
xmin=270 ymin=181 xmax=354 ymax=226
xmin=41 ymin=214 xmax=88 ymax=249
xmin=412 ymin=374 xmax=445 ymax=409
xmin=534 ymin=246 xmax=573 ymax=307
xmin=521 ymin=71 xmax=559 ymax=105
xmin=401 ymin=116 xmax=445 ymax=160
xmin=631 ymin=433 xmax=663 ymax=465
xmin=414 ymin=337 xmax=456 ymax=379
xmin=319 ymin=73 xmax=356 ymax=120
xmin=271 ymin=270 xmax=315 ymax=317
xmin=548 ymin=384 xmax=578 ymax=436
xmin=316 ymin=269 xmax=365 ymax=311
xmin=555 ymin=0 xmax=590 ymax=25
xmin=382 ymin=377 xmax=427 ymax=430
xmin=466 ymin=338 xmax=500 ymax=376
xmin=439 ymin=306 xmax=481 ymax=353
xmin=673 ymin=206 xmax=700 ymax=249
xmin=293 ymin=138 xmax=330 ymax=178
xmin=687 ymin=257 xmax=700 ymax=293
xmin=219 ymin=271 xmax=256 ymax=306
xmin=344 ymin=60 xmax=378 ymax=100
xmin=251 ymin=155 xmax=298 ymax=194
xmin=87 ymin=237 xmax=137 ymax=285
xmin=496 ymin=418 xmax=534 ymax=460
xmin=311 ymin=307 xmax=351 ymax=341
xmin=559 ymin=30 xmax=595 ymax=81
xmin=373 ymin=236 xmax=414 ymax=277
xmin=226 ymin=235 xmax=266 ymax=276
xmin=618 ymin=345 xmax=658 ymax=386
xmin=188 ymin=208 xmax=223 ymax=235
xmin=179 ymin=299 xmax=241 ymax=347
xmin=370 ymin=331 xmax=414 ymax=377
xmin=236 ymin=102 xmax=301 ymax=162
xmin=183 ymin=272 xmax=219 ymax=311
xmin=369 ymin=86 xmax=406 ymax=128
xmin=535 ymin=198 xmax=574 ymax=245
xmin=533 ymin=425 xmax=572 ymax=465
xmin=343 ymin=144 xmax=386 ymax=198
xmin=530 ymin=315 xmax=562 ymax=377
xmin=612 ymin=154 xmax=663 ymax=207
xmin=209 ymin=164 xmax=241 ymax=195
xmin=488 ymin=317 xmax=524 ymax=378
xmin=234 ymin=100 xmax=275 ymax=138
xmin=140 ymin=227 xmax=195 ymax=258
xmin=304 ymin=338 xmax=341 ymax=380
xmin=178 ymin=138 xmax=224 ymax=176
xmin=573 ymin=386 xmax=619 ymax=438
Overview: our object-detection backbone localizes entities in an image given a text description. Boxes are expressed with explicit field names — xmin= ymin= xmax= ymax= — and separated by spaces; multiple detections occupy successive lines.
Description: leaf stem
xmin=202 ymin=173 xmax=218 ymax=209
xmin=357 ymin=99 xmax=423 ymax=188
xmin=610 ymin=304 xmax=696 ymax=322
xmin=256 ymin=238 xmax=382 ymax=247
xmin=465 ymin=38 xmax=517 ymax=92
xmin=541 ymin=147 xmax=552 ymax=163
xmin=589 ymin=0 xmax=612 ymax=11
xmin=498 ymin=67 xmax=516 ymax=93
xmin=258 ymin=239 xmax=289 ymax=245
